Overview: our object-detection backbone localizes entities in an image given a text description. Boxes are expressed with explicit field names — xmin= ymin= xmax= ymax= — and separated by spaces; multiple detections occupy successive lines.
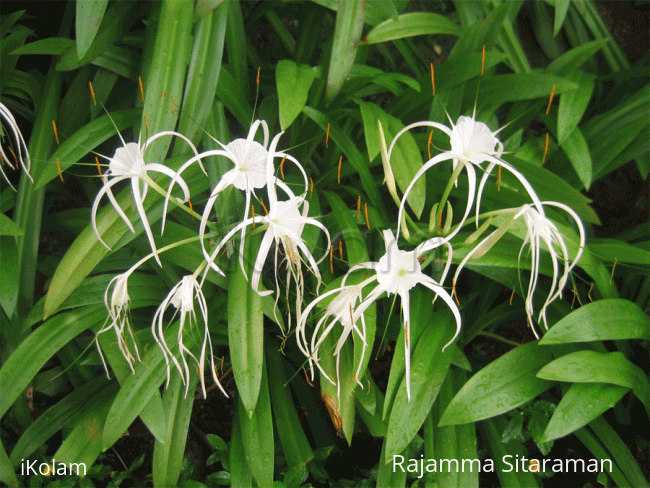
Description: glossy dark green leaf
xmin=53 ymin=383 xmax=116 ymax=469
xmin=228 ymin=234 xmax=264 ymax=417
xmin=239 ymin=360 xmax=273 ymax=488
xmin=102 ymin=343 xmax=168 ymax=450
xmin=385 ymin=312 xmax=455 ymax=456
xmin=541 ymin=383 xmax=628 ymax=442
xmin=57 ymin=2 xmax=134 ymax=71
xmin=364 ymin=12 xmax=461 ymax=44
xmin=266 ymin=347 xmax=314 ymax=467
xmin=557 ymin=71 xmax=595 ymax=144
xmin=537 ymin=350 xmax=649 ymax=415
xmin=0 ymin=236 xmax=19 ymax=318
xmin=0 ymin=306 xmax=106 ymax=420
xmin=0 ymin=441 xmax=16 ymax=488
xmin=10 ymin=37 xmax=74 ymax=56
xmin=76 ymin=0 xmax=109 ymax=59
xmin=560 ymin=125 xmax=592 ymax=190
xmin=277 ymin=60 xmax=316 ymax=130
xmin=588 ymin=239 xmax=650 ymax=265
xmin=439 ymin=341 xmax=554 ymax=426
xmin=325 ymin=0 xmax=365 ymax=103
xmin=539 ymin=299 xmax=650 ymax=344
xmin=153 ymin=371 xmax=196 ymax=488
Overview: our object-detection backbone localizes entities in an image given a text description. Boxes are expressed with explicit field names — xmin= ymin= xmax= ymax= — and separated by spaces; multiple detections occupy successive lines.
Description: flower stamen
xmin=89 ymin=81 xmax=97 ymax=105
xmin=546 ymin=84 xmax=556 ymax=115
xmin=364 ymin=203 xmax=370 ymax=230
xmin=52 ymin=120 xmax=59 ymax=144
xmin=138 ymin=76 xmax=145 ymax=101
xmin=56 ymin=158 xmax=64 ymax=182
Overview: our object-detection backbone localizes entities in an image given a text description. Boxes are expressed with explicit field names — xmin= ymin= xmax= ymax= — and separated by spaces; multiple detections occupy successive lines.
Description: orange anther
xmin=364 ymin=203 xmax=370 ymax=230
xmin=256 ymin=66 xmax=260 ymax=86
xmin=452 ymin=279 xmax=459 ymax=305
xmin=497 ymin=164 xmax=502 ymax=191
xmin=95 ymin=156 xmax=103 ymax=177
xmin=89 ymin=81 xmax=97 ymax=106
xmin=510 ymin=286 xmax=515 ymax=305
xmin=325 ymin=123 xmax=330 ymax=147
xmin=251 ymin=205 xmax=256 ymax=228
xmin=357 ymin=195 xmax=361 ymax=219
xmin=56 ymin=158 xmax=64 ymax=182
xmin=427 ymin=130 xmax=433 ymax=160
xmin=188 ymin=197 xmax=194 ymax=219
xmin=546 ymin=84 xmax=556 ymax=115
xmin=309 ymin=177 xmax=314 ymax=198
xmin=52 ymin=120 xmax=59 ymax=144
xmin=430 ymin=62 xmax=435 ymax=96
xmin=542 ymin=133 xmax=549 ymax=163
xmin=329 ymin=245 xmax=334 ymax=273
xmin=338 ymin=240 xmax=343 ymax=260
xmin=138 ymin=76 xmax=145 ymax=101
xmin=260 ymin=199 xmax=269 ymax=215
xmin=144 ymin=113 xmax=150 ymax=139
xmin=337 ymin=155 xmax=342 ymax=184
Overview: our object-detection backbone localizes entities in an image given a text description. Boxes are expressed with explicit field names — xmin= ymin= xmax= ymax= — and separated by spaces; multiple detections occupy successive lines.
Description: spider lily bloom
xmin=389 ymin=113 xmax=544 ymax=243
xmin=297 ymin=279 xmax=373 ymax=401
xmin=205 ymin=132 xmax=329 ymax=332
xmin=453 ymin=201 xmax=585 ymax=338
xmin=91 ymin=130 xmax=200 ymax=265
xmin=96 ymin=271 xmax=141 ymax=377
xmin=0 ymin=101 xmax=32 ymax=190
xmin=302 ymin=230 xmax=461 ymax=401
xmin=152 ymin=274 xmax=226 ymax=399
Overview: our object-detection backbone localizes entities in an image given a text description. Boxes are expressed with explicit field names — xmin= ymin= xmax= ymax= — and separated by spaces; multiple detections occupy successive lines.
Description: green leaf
xmin=277 ymin=60 xmax=316 ymax=130
xmin=228 ymin=234 xmax=264 ymax=417
xmin=553 ymin=0 xmax=571 ymax=36
xmin=466 ymin=73 xmax=578 ymax=105
xmin=76 ymin=0 xmax=109 ymax=59
xmin=537 ymin=350 xmax=649 ymax=415
xmin=9 ymin=377 xmax=111 ymax=465
xmin=229 ymin=407 xmax=253 ymax=486
xmin=153 ymin=371 xmax=196 ymax=488
xmin=385 ymin=312 xmax=455 ymax=456
xmin=53 ymin=383 xmax=116 ymax=469
xmin=0 ymin=440 xmax=16 ymax=488
xmin=539 ymin=299 xmax=650 ymax=344
xmin=0 ymin=214 xmax=22 ymax=236
xmin=588 ymin=239 xmax=650 ymax=265
xmin=207 ymin=434 xmax=228 ymax=454
xmin=364 ymin=12 xmax=461 ymax=44
xmin=239 ymin=360 xmax=273 ymax=488
xmin=57 ymin=2 xmax=134 ymax=71
xmin=439 ymin=341 xmax=554 ymax=426
xmin=546 ymin=39 xmax=608 ymax=77
xmin=359 ymin=101 xmax=425 ymax=218
xmin=102 ymin=343 xmax=168 ymax=450
xmin=559 ymin=125 xmax=592 ymax=190
xmin=10 ymin=37 xmax=74 ymax=56
xmin=0 ymin=236 xmax=19 ymax=318
xmin=0 ymin=306 xmax=106 ymax=420
xmin=325 ymin=0 xmax=365 ymax=103
xmin=266 ymin=346 xmax=314 ymax=467
xmin=557 ymin=71 xmax=595 ymax=144
xmin=541 ymin=383 xmax=628 ymax=442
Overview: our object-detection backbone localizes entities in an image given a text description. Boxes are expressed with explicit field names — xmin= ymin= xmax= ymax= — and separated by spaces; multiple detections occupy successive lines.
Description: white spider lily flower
xmin=453 ymin=201 xmax=585 ymax=338
xmin=91 ymin=130 xmax=200 ymax=266
xmin=96 ymin=271 xmax=141 ymax=377
xmin=300 ymin=230 xmax=460 ymax=401
xmin=152 ymin=274 xmax=226 ymax=399
xmin=205 ymin=132 xmax=329 ymax=333
xmin=297 ymin=278 xmax=376 ymax=402
xmin=389 ymin=113 xmax=544 ymax=244
xmin=0 ymin=101 xmax=32 ymax=190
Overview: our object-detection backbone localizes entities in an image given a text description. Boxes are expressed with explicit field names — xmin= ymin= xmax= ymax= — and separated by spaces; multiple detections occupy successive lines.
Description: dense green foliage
xmin=1 ymin=1 xmax=648 ymax=487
